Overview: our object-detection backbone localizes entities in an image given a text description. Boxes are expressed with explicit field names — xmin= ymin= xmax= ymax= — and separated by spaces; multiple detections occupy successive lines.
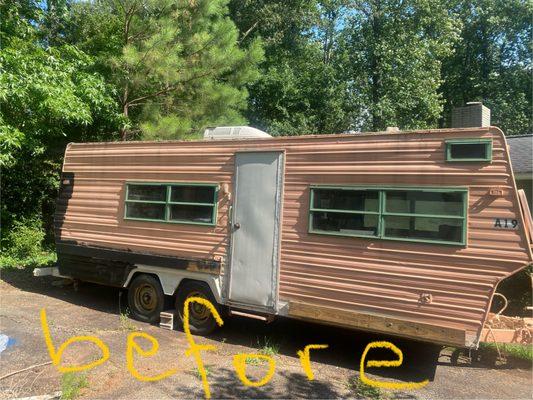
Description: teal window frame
xmin=308 ymin=187 xmax=381 ymax=239
xmin=445 ymin=138 xmax=492 ymax=162
xmin=124 ymin=182 xmax=219 ymax=226
xmin=309 ymin=185 xmax=468 ymax=246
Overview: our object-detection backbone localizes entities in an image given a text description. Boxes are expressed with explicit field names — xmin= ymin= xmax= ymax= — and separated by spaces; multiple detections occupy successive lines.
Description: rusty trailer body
xmin=54 ymin=127 xmax=533 ymax=347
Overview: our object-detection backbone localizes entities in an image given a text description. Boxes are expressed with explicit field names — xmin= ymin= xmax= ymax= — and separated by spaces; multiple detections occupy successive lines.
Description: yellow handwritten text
xmin=359 ymin=341 xmax=429 ymax=390
xmin=40 ymin=308 xmax=110 ymax=373
xmin=297 ymin=344 xmax=329 ymax=380
xmin=40 ymin=303 xmax=431 ymax=395
xmin=126 ymin=331 xmax=178 ymax=381
xmin=233 ymin=353 xmax=276 ymax=387
xmin=183 ymin=297 xmax=224 ymax=399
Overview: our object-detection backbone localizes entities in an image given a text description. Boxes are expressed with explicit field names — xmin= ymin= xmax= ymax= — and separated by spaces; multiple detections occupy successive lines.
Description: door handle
xmin=233 ymin=222 xmax=241 ymax=229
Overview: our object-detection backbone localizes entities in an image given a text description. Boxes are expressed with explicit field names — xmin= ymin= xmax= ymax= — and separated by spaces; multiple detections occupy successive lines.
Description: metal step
xmin=228 ymin=309 xmax=275 ymax=323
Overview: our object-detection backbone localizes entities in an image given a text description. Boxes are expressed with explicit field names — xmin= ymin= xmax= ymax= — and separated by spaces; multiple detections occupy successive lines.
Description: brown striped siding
xmin=56 ymin=127 xmax=532 ymax=340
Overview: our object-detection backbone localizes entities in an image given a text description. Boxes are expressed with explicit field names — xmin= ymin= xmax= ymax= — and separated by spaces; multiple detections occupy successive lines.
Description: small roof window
xmin=445 ymin=139 xmax=492 ymax=162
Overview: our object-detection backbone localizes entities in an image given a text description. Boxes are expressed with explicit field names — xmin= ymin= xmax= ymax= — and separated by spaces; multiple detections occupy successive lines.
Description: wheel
xmin=176 ymin=281 xmax=220 ymax=335
xmin=128 ymin=274 xmax=165 ymax=324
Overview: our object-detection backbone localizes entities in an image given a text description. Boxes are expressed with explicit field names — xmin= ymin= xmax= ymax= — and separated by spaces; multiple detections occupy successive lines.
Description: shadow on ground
xmin=3 ymin=266 xmax=524 ymax=392
xmin=1 ymin=267 xmax=123 ymax=316
xmin=173 ymin=367 xmax=346 ymax=399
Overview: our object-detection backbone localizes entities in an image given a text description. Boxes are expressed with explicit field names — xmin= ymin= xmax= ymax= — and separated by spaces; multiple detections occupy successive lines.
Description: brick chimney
xmin=451 ymin=102 xmax=491 ymax=128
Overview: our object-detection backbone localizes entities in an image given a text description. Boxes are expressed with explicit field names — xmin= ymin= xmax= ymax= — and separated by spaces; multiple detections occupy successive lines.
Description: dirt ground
xmin=0 ymin=268 xmax=531 ymax=400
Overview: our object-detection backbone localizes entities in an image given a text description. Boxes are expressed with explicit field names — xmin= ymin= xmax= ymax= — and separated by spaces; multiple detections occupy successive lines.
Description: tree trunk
xmin=120 ymin=84 xmax=129 ymax=141
xmin=480 ymin=19 xmax=489 ymax=99
xmin=370 ymin=0 xmax=383 ymax=132
xmin=120 ymin=6 xmax=133 ymax=141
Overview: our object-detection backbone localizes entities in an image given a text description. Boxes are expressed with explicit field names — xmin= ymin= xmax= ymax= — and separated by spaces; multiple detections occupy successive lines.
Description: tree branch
xmin=124 ymin=1 xmax=140 ymax=45
xmin=125 ymin=70 xmax=216 ymax=106
xmin=240 ymin=21 xmax=258 ymax=42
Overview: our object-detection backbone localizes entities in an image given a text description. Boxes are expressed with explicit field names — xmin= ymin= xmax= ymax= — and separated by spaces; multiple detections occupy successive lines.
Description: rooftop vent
xmin=203 ymin=126 xmax=271 ymax=140
xmin=451 ymin=102 xmax=491 ymax=128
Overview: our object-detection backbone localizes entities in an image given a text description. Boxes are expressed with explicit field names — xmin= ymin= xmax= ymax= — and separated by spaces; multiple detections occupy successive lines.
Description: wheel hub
xmin=188 ymin=292 xmax=210 ymax=321
xmin=134 ymin=284 xmax=157 ymax=312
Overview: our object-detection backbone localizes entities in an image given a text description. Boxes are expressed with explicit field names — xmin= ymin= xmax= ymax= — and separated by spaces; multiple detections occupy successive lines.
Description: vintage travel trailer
xmin=49 ymin=126 xmax=532 ymax=347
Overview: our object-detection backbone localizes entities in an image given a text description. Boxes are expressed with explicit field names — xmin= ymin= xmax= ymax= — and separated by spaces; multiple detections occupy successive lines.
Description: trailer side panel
xmin=55 ymin=127 xmax=532 ymax=346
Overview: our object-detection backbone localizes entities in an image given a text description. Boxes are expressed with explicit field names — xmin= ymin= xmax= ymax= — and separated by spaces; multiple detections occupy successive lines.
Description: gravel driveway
xmin=0 ymin=268 xmax=531 ymax=399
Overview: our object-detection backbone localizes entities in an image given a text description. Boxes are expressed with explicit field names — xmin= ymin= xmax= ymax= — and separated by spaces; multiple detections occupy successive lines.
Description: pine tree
xmin=68 ymin=0 xmax=263 ymax=140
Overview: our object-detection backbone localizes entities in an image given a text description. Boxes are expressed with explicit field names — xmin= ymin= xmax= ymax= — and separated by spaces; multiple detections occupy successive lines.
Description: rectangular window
xmin=309 ymin=186 xmax=467 ymax=245
xmin=309 ymin=188 xmax=380 ymax=237
xmin=125 ymin=202 xmax=166 ymax=220
xmin=446 ymin=139 xmax=492 ymax=162
xmin=124 ymin=183 xmax=218 ymax=225
xmin=382 ymin=189 xmax=466 ymax=244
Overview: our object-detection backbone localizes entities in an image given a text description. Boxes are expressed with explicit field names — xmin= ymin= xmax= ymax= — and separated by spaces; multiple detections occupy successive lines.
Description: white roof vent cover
xmin=203 ymin=126 xmax=271 ymax=140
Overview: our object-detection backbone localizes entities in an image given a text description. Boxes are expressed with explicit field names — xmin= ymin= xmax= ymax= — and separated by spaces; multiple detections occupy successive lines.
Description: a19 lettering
xmin=494 ymin=218 xmax=518 ymax=229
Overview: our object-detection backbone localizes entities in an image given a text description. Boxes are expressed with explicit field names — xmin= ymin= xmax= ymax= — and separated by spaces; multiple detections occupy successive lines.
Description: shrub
xmin=0 ymin=251 xmax=56 ymax=270
xmin=3 ymin=218 xmax=45 ymax=260
xmin=0 ymin=218 xmax=54 ymax=269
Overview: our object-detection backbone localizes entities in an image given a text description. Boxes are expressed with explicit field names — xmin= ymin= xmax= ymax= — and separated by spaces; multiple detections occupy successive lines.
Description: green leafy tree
xmin=0 ymin=0 xmax=41 ymax=44
xmin=67 ymin=0 xmax=264 ymax=140
xmin=231 ymin=0 xmax=461 ymax=134
xmin=229 ymin=0 xmax=357 ymax=135
xmin=0 ymin=1 xmax=123 ymax=241
xmin=1 ymin=0 xmax=532 ymax=257
xmin=441 ymin=0 xmax=532 ymax=135
xmin=0 ymin=40 xmax=122 ymax=234
xmin=341 ymin=0 xmax=459 ymax=131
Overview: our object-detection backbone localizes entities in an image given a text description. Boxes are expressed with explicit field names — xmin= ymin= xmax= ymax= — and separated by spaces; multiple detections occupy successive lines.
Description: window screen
xmin=446 ymin=139 xmax=492 ymax=162
xmin=309 ymin=187 xmax=467 ymax=245
xmin=125 ymin=183 xmax=218 ymax=225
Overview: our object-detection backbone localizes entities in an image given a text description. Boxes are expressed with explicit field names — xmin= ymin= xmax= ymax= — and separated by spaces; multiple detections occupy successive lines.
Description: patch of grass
xmin=479 ymin=342 xmax=533 ymax=362
xmin=195 ymin=365 xmax=212 ymax=378
xmin=119 ymin=310 xmax=137 ymax=332
xmin=257 ymin=336 xmax=280 ymax=357
xmin=241 ymin=337 xmax=281 ymax=366
xmin=347 ymin=376 xmax=387 ymax=400
xmin=245 ymin=356 xmax=261 ymax=365
xmin=61 ymin=372 xmax=88 ymax=400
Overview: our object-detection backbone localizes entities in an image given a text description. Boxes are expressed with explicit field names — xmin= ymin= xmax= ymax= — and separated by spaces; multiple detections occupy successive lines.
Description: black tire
xmin=128 ymin=274 xmax=165 ymax=324
xmin=176 ymin=281 xmax=220 ymax=335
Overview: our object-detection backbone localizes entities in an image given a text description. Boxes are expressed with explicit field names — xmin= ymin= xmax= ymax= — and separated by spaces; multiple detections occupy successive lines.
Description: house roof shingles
xmin=507 ymin=134 xmax=532 ymax=175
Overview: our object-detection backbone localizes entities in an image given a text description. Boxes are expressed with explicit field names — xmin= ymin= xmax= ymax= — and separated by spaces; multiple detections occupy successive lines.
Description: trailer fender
xmin=123 ymin=265 xmax=223 ymax=304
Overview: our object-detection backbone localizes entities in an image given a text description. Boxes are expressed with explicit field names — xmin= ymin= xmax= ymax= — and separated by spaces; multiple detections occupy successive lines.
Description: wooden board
xmin=288 ymin=300 xmax=466 ymax=347
xmin=480 ymin=327 xmax=533 ymax=344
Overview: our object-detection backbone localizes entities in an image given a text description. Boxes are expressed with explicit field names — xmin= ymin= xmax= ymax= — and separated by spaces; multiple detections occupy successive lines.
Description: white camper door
xmin=228 ymin=151 xmax=284 ymax=311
